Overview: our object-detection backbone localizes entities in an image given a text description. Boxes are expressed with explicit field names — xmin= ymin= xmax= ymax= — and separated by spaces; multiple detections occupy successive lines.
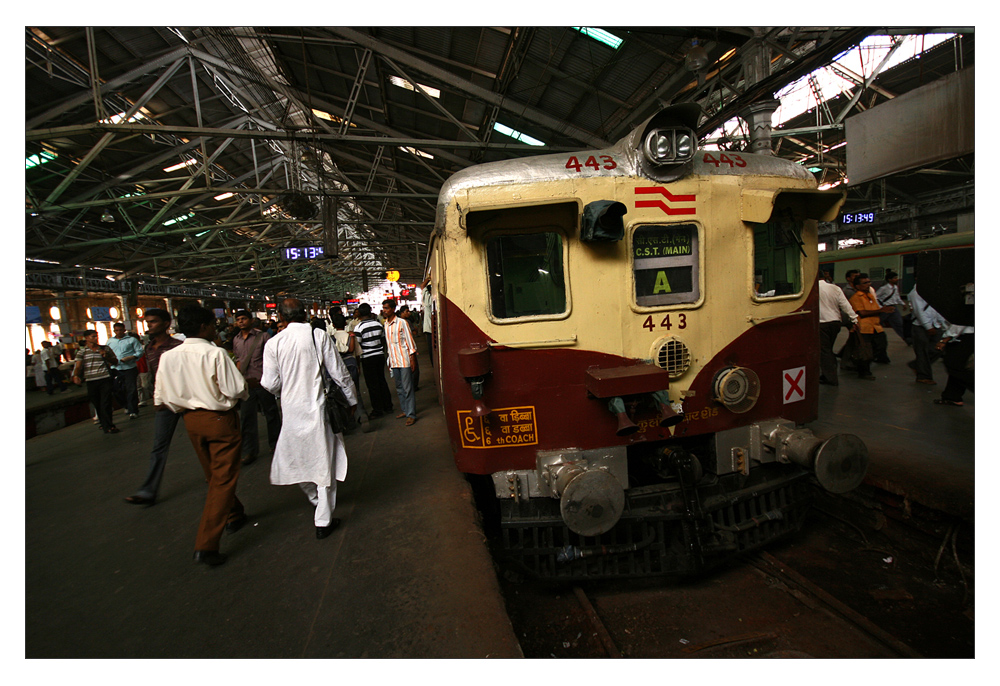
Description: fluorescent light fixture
xmin=389 ymin=75 xmax=440 ymax=98
xmin=214 ymin=192 xmax=235 ymax=201
xmin=572 ymin=27 xmax=623 ymax=50
xmin=26 ymin=150 xmax=57 ymax=169
xmin=163 ymin=158 xmax=197 ymax=172
xmin=163 ymin=213 xmax=195 ymax=226
xmin=493 ymin=123 xmax=545 ymax=146
xmin=195 ymin=230 xmax=211 ymax=237
xmin=400 ymin=146 xmax=434 ymax=159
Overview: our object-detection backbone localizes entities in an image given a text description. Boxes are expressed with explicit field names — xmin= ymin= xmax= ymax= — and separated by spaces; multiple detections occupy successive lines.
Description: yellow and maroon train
xmin=426 ymin=104 xmax=869 ymax=580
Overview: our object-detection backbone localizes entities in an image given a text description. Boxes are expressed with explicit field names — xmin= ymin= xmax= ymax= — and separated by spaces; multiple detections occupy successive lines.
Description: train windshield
xmin=752 ymin=220 xmax=804 ymax=297
xmin=632 ymin=223 xmax=700 ymax=306
xmin=486 ymin=232 xmax=566 ymax=319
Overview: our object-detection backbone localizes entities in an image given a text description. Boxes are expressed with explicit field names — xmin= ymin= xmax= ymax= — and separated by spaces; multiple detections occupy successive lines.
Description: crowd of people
xmin=34 ymin=295 xmax=432 ymax=567
xmin=817 ymin=268 xmax=974 ymax=407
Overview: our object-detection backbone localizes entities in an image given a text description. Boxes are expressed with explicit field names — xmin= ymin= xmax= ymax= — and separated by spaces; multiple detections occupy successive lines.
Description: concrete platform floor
xmin=24 ymin=352 xmax=522 ymax=659
xmin=808 ymin=331 xmax=975 ymax=524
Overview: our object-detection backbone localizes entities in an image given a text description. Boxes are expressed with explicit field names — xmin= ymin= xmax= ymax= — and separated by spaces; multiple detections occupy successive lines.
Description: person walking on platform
xmin=934 ymin=324 xmax=974 ymax=407
xmin=354 ymin=303 xmax=394 ymax=418
xmin=848 ymin=274 xmax=894 ymax=379
xmin=818 ymin=273 xmax=858 ymax=386
xmin=262 ymin=298 xmax=358 ymax=539
xmin=383 ymin=298 xmax=418 ymax=426
xmin=125 ymin=308 xmax=184 ymax=506
xmin=421 ymin=275 xmax=434 ymax=367
xmin=331 ymin=310 xmax=368 ymax=428
xmin=71 ymin=330 xmax=120 ymax=433
xmin=107 ymin=321 xmax=144 ymax=419
xmin=40 ymin=341 xmax=67 ymax=393
xmin=154 ymin=305 xmax=249 ymax=566
xmin=232 ymin=310 xmax=281 ymax=466
xmin=398 ymin=304 xmax=421 ymax=390
xmin=31 ymin=347 xmax=47 ymax=393
xmin=875 ymin=270 xmax=908 ymax=344
xmin=908 ymin=284 xmax=948 ymax=385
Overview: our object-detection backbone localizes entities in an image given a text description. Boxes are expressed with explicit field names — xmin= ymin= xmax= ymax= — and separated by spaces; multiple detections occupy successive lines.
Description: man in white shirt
xmin=262 ymin=298 xmax=358 ymax=539
xmin=908 ymin=283 xmax=949 ymax=384
xmin=155 ymin=305 xmax=249 ymax=566
xmin=875 ymin=270 xmax=907 ymax=343
xmin=818 ymin=272 xmax=858 ymax=386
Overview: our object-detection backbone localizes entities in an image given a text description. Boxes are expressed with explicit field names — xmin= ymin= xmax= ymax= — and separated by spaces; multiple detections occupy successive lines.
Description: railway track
xmin=494 ymin=509 xmax=973 ymax=658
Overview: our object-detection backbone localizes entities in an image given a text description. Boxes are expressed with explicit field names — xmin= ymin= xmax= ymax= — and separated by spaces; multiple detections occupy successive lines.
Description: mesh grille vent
xmin=652 ymin=337 xmax=691 ymax=379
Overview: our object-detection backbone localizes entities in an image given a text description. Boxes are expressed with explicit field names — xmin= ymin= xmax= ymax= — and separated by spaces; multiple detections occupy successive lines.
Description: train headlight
xmin=712 ymin=366 xmax=760 ymax=414
xmin=643 ymin=127 xmax=696 ymax=166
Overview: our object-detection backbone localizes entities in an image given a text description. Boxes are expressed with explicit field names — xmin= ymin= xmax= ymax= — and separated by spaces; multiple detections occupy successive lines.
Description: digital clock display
xmin=840 ymin=211 xmax=876 ymax=225
xmin=281 ymin=245 xmax=325 ymax=261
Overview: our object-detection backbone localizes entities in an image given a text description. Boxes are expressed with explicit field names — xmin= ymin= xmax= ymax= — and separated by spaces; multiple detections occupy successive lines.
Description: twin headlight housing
xmin=642 ymin=127 xmax=696 ymax=166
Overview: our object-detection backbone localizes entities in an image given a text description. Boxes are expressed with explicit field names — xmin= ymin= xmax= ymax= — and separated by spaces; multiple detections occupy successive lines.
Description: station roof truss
xmin=25 ymin=26 xmax=974 ymax=302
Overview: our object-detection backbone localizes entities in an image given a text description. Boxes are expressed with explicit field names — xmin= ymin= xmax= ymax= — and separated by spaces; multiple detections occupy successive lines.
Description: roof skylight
xmin=389 ymin=76 xmax=440 ymax=98
xmin=493 ymin=123 xmax=545 ymax=146
xmin=26 ymin=150 xmax=57 ymax=169
xmin=573 ymin=27 xmax=623 ymax=50
xmin=704 ymin=33 xmax=957 ymax=149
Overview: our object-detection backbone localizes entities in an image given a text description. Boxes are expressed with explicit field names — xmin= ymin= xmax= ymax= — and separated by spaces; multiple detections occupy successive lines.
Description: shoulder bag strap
xmin=311 ymin=328 xmax=330 ymax=390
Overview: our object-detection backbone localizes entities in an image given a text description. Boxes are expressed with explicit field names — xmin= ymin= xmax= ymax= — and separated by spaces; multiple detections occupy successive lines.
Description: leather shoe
xmin=225 ymin=513 xmax=248 ymax=534
xmin=193 ymin=550 xmax=227 ymax=566
xmin=316 ymin=519 xmax=341 ymax=539
xmin=241 ymin=454 xmax=257 ymax=466
xmin=124 ymin=495 xmax=155 ymax=506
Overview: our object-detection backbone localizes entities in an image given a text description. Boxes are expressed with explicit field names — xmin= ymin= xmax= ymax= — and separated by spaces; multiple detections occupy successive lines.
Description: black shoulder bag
xmin=312 ymin=329 xmax=354 ymax=434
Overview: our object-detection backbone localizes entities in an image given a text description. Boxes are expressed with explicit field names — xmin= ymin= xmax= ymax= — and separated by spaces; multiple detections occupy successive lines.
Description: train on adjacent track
xmin=424 ymin=103 xmax=871 ymax=580
xmin=819 ymin=231 xmax=974 ymax=297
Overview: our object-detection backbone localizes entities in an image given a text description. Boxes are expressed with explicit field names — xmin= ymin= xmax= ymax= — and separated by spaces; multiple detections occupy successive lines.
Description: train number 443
xmin=642 ymin=314 xmax=687 ymax=331
xmin=565 ymin=155 xmax=617 ymax=172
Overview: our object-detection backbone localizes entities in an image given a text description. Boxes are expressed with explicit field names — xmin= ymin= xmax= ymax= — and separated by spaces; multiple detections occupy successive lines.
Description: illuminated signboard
xmin=840 ymin=211 xmax=876 ymax=225
xmin=281 ymin=245 xmax=326 ymax=261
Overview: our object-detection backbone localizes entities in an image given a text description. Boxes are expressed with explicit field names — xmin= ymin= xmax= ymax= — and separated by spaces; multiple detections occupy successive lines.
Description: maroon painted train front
xmin=425 ymin=105 xmax=867 ymax=579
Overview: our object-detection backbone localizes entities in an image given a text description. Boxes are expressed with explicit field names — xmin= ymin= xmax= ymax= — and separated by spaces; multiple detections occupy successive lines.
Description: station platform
xmin=808 ymin=333 xmax=975 ymax=526
xmin=24 ymin=348 xmax=522 ymax=659
xmin=24 ymin=334 xmax=974 ymax=658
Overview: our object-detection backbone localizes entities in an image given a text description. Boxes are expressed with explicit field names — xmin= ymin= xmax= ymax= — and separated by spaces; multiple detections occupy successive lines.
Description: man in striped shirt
xmin=354 ymin=303 xmax=394 ymax=418
xmin=382 ymin=299 xmax=418 ymax=426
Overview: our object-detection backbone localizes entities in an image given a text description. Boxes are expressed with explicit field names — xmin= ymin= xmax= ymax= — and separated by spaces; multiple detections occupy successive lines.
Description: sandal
xmin=396 ymin=413 xmax=407 ymax=419
xmin=933 ymin=399 xmax=964 ymax=406
xmin=405 ymin=417 xmax=416 ymax=426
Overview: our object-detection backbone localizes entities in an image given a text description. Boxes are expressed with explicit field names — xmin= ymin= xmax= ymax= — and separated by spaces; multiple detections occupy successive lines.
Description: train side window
xmin=486 ymin=232 xmax=566 ymax=319
xmin=752 ymin=221 xmax=803 ymax=298
xmin=632 ymin=223 xmax=700 ymax=306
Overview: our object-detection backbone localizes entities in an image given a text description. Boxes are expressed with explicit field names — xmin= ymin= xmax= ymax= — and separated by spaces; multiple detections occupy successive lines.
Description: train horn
xmin=651 ymin=390 xmax=684 ymax=427
xmin=608 ymin=397 xmax=639 ymax=436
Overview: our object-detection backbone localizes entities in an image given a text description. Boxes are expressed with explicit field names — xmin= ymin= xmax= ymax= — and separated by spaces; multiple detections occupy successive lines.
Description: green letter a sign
xmin=653 ymin=271 xmax=672 ymax=294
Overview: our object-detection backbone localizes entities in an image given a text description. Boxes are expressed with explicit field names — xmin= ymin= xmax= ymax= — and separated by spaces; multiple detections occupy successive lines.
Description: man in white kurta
xmin=261 ymin=299 xmax=358 ymax=538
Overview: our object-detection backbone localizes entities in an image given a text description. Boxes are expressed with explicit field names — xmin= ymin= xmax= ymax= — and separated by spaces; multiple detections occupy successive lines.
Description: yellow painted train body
xmin=425 ymin=105 xmax=865 ymax=579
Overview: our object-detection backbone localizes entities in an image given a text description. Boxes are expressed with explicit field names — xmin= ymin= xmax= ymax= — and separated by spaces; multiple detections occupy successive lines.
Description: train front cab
xmin=430 ymin=128 xmax=868 ymax=580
